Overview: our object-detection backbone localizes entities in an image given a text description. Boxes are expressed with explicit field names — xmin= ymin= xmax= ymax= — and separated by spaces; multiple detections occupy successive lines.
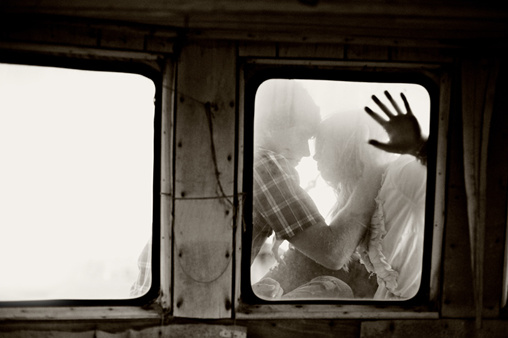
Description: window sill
xmin=235 ymin=303 xmax=439 ymax=320
xmin=0 ymin=306 xmax=162 ymax=321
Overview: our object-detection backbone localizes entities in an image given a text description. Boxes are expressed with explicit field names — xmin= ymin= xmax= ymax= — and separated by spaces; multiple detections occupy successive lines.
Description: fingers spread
xmin=372 ymin=95 xmax=395 ymax=118
xmin=400 ymin=93 xmax=414 ymax=116
xmin=384 ymin=91 xmax=404 ymax=115
xmin=364 ymin=106 xmax=387 ymax=126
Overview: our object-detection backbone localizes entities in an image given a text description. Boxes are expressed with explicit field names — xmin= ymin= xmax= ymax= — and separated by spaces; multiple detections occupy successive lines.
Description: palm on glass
xmin=364 ymin=91 xmax=426 ymax=156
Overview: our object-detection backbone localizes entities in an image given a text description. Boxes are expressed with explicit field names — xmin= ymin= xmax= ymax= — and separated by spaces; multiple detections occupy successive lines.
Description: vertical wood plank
xmin=174 ymin=42 xmax=236 ymax=199
xmin=234 ymin=65 xmax=246 ymax=313
xmin=174 ymin=199 xmax=234 ymax=318
xmin=483 ymin=61 xmax=507 ymax=317
xmin=429 ymin=71 xmax=451 ymax=303
xmin=461 ymin=58 xmax=499 ymax=327
xmin=160 ymin=58 xmax=175 ymax=310
xmin=174 ymin=41 xmax=236 ymax=318
xmin=441 ymin=65 xmax=475 ymax=317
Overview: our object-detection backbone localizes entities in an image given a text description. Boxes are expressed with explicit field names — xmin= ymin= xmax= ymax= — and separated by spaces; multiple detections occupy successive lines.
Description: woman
xmin=313 ymin=91 xmax=427 ymax=300
xmin=358 ymin=91 xmax=428 ymax=299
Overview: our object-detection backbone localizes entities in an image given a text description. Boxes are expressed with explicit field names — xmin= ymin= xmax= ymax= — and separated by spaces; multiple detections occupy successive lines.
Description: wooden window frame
xmin=0 ymin=48 xmax=170 ymax=322
xmin=234 ymin=59 xmax=450 ymax=319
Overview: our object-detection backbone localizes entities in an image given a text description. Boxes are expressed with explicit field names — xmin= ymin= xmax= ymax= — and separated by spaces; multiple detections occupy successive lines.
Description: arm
xmin=255 ymin=149 xmax=382 ymax=271
xmin=364 ymin=91 xmax=427 ymax=165
xmin=289 ymin=165 xmax=384 ymax=270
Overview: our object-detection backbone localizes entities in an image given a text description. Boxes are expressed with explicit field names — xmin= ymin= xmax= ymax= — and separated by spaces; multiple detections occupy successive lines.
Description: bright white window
xmin=0 ymin=63 xmax=155 ymax=300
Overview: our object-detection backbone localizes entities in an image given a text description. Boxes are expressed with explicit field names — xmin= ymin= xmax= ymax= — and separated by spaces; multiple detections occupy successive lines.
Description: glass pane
xmin=0 ymin=63 xmax=155 ymax=300
xmin=251 ymin=79 xmax=430 ymax=300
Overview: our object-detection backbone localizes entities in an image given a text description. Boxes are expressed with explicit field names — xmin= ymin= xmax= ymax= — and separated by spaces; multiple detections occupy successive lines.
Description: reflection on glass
xmin=251 ymin=79 xmax=430 ymax=300
xmin=0 ymin=63 xmax=155 ymax=300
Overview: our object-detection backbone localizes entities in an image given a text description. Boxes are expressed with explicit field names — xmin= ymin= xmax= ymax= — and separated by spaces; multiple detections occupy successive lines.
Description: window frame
xmin=235 ymin=59 xmax=450 ymax=319
xmin=0 ymin=52 xmax=164 ymax=313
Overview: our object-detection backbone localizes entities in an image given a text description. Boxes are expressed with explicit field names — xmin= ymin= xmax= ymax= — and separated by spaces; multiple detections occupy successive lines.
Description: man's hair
xmin=254 ymin=79 xmax=321 ymax=144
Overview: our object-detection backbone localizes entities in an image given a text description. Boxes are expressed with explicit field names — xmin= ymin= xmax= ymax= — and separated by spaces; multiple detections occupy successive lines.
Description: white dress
xmin=358 ymin=155 xmax=427 ymax=300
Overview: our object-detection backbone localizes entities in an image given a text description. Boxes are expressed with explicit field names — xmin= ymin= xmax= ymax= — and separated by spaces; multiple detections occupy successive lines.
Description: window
xmin=247 ymin=74 xmax=434 ymax=302
xmin=0 ymin=62 xmax=157 ymax=302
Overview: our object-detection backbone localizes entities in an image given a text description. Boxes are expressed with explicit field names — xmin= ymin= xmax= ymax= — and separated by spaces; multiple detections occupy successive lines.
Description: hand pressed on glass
xmin=364 ymin=91 xmax=427 ymax=164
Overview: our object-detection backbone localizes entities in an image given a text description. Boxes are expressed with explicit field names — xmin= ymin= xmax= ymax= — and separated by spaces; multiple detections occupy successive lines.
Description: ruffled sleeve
xmin=358 ymin=155 xmax=427 ymax=299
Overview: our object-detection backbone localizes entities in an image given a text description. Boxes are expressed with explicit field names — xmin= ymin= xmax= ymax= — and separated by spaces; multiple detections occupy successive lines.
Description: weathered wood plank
xmin=483 ymin=61 xmax=508 ymax=317
xmin=246 ymin=319 xmax=360 ymax=338
xmin=0 ymin=331 xmax=93 ymax=338
xmin=441 ymin=70 xmax=475 ymax=317
xmin=99 ymin=26 xmax=146 ymax=51
xmin=278 ymin=43 xmax=344 ymax=59
xmin=461 ymin=57 xmax=500 ymax=327
xmin=145 ymin=32 xmax=178 ymax=53
xmin=391 ymin=47 xmax=454 ymax=63
xmin=346 ymin=44 xmax=389 ymax=60
xmin=428 ymin=70 xmax=451 ymax=303
xmin=0 ymin=324 xmax=247 ymax=338
xmin=174 ymin=41 xmax=236 ymax=199
xmin=234 ymin=65 xmax=246 ymax=316
xmin=236 ymin=303 xmax=438 ymax=319
xmin=2 ymin=0 xmax=507 ymax=16
xmin=173 ymin=41 xmax=236 ymax=318
xmin=0 ymin=307 xmax=160 ymax=321
xmin=238 ymin=41 xmax=277 ymax=57
xmin=173 ymin=198 xmax=234 ymax=318
xmin=360 ymin=319 xmax=508 ymax=338
xmin=98 ymin=324 xmax=247 ymax=338
xmin=2 ymin=1 xmax=507 ymax=45
xmin=159 ymin=58 xmax=175 ymax=310
xmin=1 ymin=19 xmax=99 ymax=47
xmin=0 ymin=41 xmax=162 ymax=60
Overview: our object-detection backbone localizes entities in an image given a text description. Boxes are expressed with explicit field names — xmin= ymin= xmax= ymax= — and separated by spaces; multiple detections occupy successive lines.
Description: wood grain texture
xmin=160 ymin=59 xmax=175 ymax=310
xmin=2 ymin=1 xmax=507 ymax=45
xmin=173 ymin=41 xmax=237 ymax=318
xmin=173 ymin=198 xmax=234 ymax=318
xmin=174 ymin=41 xmax=236 ymax=199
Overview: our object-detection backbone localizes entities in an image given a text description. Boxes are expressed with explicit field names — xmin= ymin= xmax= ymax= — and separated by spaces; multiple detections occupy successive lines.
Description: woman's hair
xmin=254 ymin=79 xmax=321 ymax=146
xmin=315 ymin=110 xmax=394 ymax=213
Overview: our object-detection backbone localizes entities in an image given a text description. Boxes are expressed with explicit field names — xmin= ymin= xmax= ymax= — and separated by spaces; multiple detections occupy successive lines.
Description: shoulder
xmin=382 ymin=155 xmax=427 ymax=202
xmin=255 ymin=148 xmax=285 ymax=165
xmin=254 ymin=148 xmax=298 ymax=178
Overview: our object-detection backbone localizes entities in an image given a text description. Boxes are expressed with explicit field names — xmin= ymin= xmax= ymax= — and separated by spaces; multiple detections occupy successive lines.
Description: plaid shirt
xmin=131 ymin=148 xmax=325 ymax=295
xmin=252 ymin=148 xmax=324 ymax=260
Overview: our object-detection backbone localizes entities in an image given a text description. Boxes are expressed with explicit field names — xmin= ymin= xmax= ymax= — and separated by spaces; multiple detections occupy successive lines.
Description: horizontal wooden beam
xmin=1 ymin=0 xmax=507 ymax=19
xmin=1 ymin=1 xmax=507 ymax=45
xmin=0 ymin=306 xmax=161 ymax=321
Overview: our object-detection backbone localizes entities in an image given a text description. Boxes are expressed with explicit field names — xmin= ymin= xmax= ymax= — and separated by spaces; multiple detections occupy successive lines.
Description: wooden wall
xmin=0 ymin=1 xmax=507 ymax=337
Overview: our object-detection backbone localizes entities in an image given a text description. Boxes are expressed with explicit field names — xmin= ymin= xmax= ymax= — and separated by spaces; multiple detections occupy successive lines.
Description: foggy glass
xmin=251 ymin=79 xmax=430 ymax=301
